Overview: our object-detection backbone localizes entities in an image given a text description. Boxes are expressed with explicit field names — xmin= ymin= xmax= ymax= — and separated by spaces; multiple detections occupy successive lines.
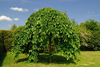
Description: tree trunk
xmin=49 ymin=32 xmax=52 ymax=63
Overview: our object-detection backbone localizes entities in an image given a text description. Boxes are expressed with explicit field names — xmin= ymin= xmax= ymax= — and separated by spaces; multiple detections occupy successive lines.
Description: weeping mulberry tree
xmin=12 ymin=7 xmax=80 ymax=63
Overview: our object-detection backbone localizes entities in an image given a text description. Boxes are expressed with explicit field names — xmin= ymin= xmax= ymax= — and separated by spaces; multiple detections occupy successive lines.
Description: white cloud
xmin=87 ymin=11 xmax=90 ymax=14
xmin=34 ymin=9 xmax=39 ymax=11
xmin=87 ymin=11 xmax=94 ymax=14
xmin=92 ymin=11 xmax=94 ymax=13
xmin=14 ymin=18 xmax=19 ymax=21
xmin=21 ymin=0 xmax=28 ymax=3
xmin=58 ymin=0 xmax=78 ymax=2
xmin=0 ymin=0 xmax=43 ymax=4
xmin=20 ymin=0 xmax=43 ymax=4
xmin=89 ymin=14 xmax=100 ymax=16
xmin=0 ymin=15 xmax=12 ymax=22
xmin=76 ymin=15 xmax=80 ymax=17
xmin=0 ymin=0 xmax=12 ymax=1
xmin=10 ymin=7 xmax=28 ymax=12
xmin=8 ymin=25 xmax=11 ymax=27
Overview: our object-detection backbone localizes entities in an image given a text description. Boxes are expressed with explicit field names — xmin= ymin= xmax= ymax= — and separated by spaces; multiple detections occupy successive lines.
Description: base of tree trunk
xmin=50 ymin=60 xmax=52 ymax=63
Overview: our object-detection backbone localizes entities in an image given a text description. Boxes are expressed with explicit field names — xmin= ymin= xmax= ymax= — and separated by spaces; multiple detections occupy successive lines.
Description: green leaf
xmin=68 ymin=34 xmax=70 ymax=37
xmin=29 ymin=50 xmax=32 ymax=52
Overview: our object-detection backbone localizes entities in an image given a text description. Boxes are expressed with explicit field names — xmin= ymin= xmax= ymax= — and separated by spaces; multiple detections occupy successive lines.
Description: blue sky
xmin=0 ymin=0 xmax=100 ymax=30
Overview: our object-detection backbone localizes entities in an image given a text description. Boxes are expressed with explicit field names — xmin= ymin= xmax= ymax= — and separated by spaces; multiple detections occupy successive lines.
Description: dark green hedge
xmin=0 ymin=30 xmax=14 ymax=52
xmin=0 ymin=30 xmax=3 ymax=56
xmin=3 ymin=30 xmax=14 ymax=51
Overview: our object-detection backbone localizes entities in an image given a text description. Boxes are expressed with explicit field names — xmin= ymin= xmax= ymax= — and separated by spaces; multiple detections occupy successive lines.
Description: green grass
xmin=0 ymin=51 xmax=100 ymax=67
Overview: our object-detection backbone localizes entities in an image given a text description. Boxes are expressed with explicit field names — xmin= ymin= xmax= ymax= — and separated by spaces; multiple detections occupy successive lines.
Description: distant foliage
xmin=84 ymin=19 xmax=99 ymax=31
xmin=83 ymin=19 xmax=100 ymax=50
xmin=12 ymin=7 xmax=80 ymax=63
xmin=0 ymin=30 xmax=3 ymax=56
xmin=4 ymin=31 xmax=14 ymax=51
xmin=71 ymin=19 xmax=78 ymax=25
xmin=88 ymin=31 xmax=100 ymax=51
xmin=72 ymin=19 xmax=100 ymax=51
xmin=12 ymin=25 xmax=25 ymax=47
xmin=10 ymin=23 xmax=17 ymax=30
xmin=72 ymin=22 xmax=92 ymax=51
xmin=12 ymin=25 xmax=25 ymax=37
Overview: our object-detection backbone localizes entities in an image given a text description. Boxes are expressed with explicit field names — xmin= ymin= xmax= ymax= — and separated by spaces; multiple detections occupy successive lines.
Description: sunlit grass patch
xmin=0 ymin=51 xmax=100 ymax=67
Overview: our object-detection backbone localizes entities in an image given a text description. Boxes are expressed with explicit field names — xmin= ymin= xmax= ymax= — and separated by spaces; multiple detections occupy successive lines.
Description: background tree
xmin=12 ymin=7 xmax=80 ymax=63
xmin=76 ymin=23 xmax=92 ymax=50
xmin=88 ymin=31 xmax=100 ymax=51
xmin=76 ymin=19 xmax=100 ymax=51
xmin=84 ymin=19 xmax=99 ymax=31
xmin=63 ymin=11 xmax=70 ymax=20
xmin=71 ymin=19 xmax=78 ymax=25
xmin=12 ymin=25 xmax=25 ymax=46
xmin=83 ymin=19 xmax=100 ymax=51
xmin=12 ymin=25 xmax=25 ymax=36
xmin=97 ymin=24 xmax=100 ymax=31
xmin=10 ymin=23 xmax=17 ymax=30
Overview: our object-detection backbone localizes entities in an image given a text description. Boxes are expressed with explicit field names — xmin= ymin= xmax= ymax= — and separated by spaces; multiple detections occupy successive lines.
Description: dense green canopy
xmin=12 ymin=7 xmax=80 ymax=63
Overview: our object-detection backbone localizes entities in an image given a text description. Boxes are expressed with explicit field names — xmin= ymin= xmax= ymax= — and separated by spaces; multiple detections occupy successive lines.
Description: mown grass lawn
xmin=0 ymin=51 xmax=100 ymax=67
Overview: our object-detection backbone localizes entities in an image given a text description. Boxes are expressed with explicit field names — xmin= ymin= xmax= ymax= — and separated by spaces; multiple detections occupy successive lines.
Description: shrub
xmin=80 ymin=19 xmax=100 ymax=51
xmin=88 ymin=31 xmax=100 ymax=51
xmin=72 ymin=22 xmax=92 ymax=51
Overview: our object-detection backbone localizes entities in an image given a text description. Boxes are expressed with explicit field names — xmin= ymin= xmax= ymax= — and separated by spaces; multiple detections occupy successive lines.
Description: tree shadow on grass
xmin=38 ymin=55 xmax=77 ymax=64
xmin=16 ymin=54 xmax=79 ymax=65
xmin=16 ymin=58 xmax=28 ymax=63
xmin=0 ymin=52 xmax=7 ymax=67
